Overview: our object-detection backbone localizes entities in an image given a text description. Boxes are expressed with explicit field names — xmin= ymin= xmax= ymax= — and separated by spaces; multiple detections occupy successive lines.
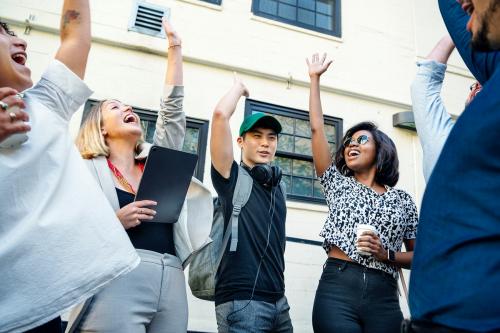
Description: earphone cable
xmin=226 ymin=186 xmax=277 ymax=323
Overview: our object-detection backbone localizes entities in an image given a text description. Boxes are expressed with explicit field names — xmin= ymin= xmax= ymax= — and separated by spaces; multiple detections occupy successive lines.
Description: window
xmin=128 ymin=1 xmax=169 ymax=38
xmin=245 ymin=99 xmax=342 ymax=204
xmin=82 ymin=100 xmax=209 ymax=181
xmin=252 ymin=0 xmax=341 ymax=37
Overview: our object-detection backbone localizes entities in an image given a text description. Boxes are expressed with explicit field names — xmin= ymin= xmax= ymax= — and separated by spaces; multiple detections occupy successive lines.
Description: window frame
xmin=244 ymin=98 xmax=343 ymax=204
xmin=81 ymin=99 xmax=209 ymax=181
xmin=251 ymin=0 xmax=342 ymax=37
xmin=199 ymin=0 xmax=222 ymax=4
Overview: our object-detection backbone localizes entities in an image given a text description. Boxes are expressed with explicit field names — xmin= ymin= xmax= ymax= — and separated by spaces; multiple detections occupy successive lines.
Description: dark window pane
xmin=298 ymin=0 xmax=315 ymax=10
xmin=182 ymin=127 xmax=199 ymax=154
xmin=292 ymin=177 xmax=313 ymax=196
xmin=316 ymin=13 xmax=332 ymax=30
xmin=317 ymin=0 xmax=333 ymax=15
xmin=140 ymin=120 xmax=148 ymax=139
xmin=141 ymin=120 xmax=156 ymax=143
xmin=282 ymin=175 xmax=292 ymax=193
xmin=298 ymin=8 xmax=315 ymax=25
xmin=253 ymin=0 xmax=340 ymax=36
xmin=275 ymin=156 xmax=292 ymax=174
xmin=295 ymin=136 xmax=312 ymax=155
xmin=259 ymin=0 xmax=278 ymax=14
xmin=273 ymin=114 xmax=294 ymax=134
xmin=278 ymin=3 xmax=296 ymax=20
xmin=329 ymin=142 xmax=337 ymax=155
xmin=325 ymin=124 xmax=336 ymax=143
xmin=278 ymin=134 xmax=294 ymax=153
xmin=293 ymin=159 xmax=314 ymax=177
xmin=295 ymin=119 xmax=311 ymax=137
xmin=314 ymin=179 xmax=325 ymax=198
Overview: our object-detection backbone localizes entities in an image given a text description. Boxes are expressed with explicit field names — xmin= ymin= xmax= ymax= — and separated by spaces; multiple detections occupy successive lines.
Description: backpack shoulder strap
xmin=228 ymin=166 xmax=253 ymax=252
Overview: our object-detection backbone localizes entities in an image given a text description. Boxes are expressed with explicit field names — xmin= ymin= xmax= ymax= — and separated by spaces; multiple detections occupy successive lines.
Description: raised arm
xmin=411 ymin=36 xmax=456 ymax=182
xmin=428 ymin=35 xmax=456 ymax=63
xmin=306 ymin=53 xmax=333 ymax=176
xmin=164 ymin=17 xmax=182 ymax=86
xmin=153 ymin=18 xmax=185 ymax=150
xmin=210 ymin=76 xmax=249 ymax=179
xmin=55 ymin=0 xmax=91 ymax=79
xmin=439 ymin=0 xmax=499 ymax=84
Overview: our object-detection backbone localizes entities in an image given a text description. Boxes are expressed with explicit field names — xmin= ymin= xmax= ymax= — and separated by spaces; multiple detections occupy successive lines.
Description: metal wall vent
xmin=129 ymin=2 xmax=169 ymax=38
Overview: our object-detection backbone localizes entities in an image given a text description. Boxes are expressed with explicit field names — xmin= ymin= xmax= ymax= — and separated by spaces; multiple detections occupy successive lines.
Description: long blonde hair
xmin=76 ymin=100 xmax=144 ymax=159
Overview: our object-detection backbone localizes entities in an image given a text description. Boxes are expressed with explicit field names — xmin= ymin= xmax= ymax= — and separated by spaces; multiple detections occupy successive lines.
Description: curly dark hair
xmin=335 ymin=121 xmax=399 ymax=187
xmin=0 ymin=20 xmax=16 ymax=37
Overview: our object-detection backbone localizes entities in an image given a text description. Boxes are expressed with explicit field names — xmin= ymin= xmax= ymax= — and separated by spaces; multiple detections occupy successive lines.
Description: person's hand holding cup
xmin=356 ymin=224 xmax=388 ymax=262
xmin=356 ymin=224 xmax=377 ymax=256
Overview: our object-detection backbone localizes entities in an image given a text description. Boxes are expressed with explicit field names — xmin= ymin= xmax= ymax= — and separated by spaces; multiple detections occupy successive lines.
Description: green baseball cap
xmin=239 ymin=113 xmax=282 ymax=136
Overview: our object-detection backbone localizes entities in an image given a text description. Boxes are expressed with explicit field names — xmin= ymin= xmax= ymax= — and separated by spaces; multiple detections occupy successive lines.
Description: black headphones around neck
xmin=241 ymin=163 xmax=282 ymax=188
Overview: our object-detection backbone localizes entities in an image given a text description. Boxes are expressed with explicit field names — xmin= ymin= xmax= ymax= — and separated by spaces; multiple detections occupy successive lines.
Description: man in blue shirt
xmin=407 ymin=0 xmax=500 ymax=332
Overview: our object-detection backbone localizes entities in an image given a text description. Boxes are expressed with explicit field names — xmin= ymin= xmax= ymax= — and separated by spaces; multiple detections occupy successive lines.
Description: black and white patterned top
xmin=319 ymin=164 xmax=419 ymax=278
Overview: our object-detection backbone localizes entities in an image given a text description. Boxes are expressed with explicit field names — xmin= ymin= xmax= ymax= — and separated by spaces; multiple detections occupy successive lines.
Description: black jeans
xmin=24 ymin=317 xmax=62 ymax=333
xmin=312 ymin=258 xmax=403 ymax=333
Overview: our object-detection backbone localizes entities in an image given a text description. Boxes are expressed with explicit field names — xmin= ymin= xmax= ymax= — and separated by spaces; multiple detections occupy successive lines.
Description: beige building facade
xmin=1 ymin=0 xmax=475 ymax=331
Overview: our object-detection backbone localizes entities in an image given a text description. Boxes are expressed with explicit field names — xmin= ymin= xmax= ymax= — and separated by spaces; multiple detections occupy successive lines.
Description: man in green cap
xmin=210 ymin=76 xmax=292 ymax=333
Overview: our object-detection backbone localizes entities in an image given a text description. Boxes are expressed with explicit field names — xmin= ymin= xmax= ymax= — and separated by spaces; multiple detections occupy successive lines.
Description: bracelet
xmin=168 ymin=43 xmax=182 ymax=49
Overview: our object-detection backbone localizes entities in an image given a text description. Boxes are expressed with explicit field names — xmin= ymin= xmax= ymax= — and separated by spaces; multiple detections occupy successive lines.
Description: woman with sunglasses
xmin=306 ymin=53 xmax=419 ymax=333
xmin=65 ymin=18 xmax=212 ymax=333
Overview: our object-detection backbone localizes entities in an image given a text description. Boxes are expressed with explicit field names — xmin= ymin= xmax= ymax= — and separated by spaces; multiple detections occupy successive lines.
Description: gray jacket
xmin=84 ymin=85 xmax=213 ymax=268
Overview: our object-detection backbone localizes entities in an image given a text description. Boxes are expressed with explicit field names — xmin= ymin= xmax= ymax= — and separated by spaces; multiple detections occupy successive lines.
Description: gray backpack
xmin=188 ymin=166 xmax=285 ymax=301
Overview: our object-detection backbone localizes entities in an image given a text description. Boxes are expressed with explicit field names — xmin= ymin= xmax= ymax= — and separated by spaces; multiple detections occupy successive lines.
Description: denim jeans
xmin=216 ymin=296 xmax=293 ymax=333
xmin=312 ymin=258 xmax=403 ymax=333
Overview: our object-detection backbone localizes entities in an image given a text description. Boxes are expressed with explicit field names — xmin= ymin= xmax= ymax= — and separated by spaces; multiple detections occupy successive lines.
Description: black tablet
xmin=135 ymin=145 xmax=198 ymax=223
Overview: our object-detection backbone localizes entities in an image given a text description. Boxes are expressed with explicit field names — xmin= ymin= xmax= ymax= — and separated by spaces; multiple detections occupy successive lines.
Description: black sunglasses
xmin=343 ymin=134 xmax=370 ymax=147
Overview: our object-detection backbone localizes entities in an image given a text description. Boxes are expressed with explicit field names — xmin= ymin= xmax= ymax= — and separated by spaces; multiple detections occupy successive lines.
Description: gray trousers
xmin=66 ymin=249 xmax=188 ymax=333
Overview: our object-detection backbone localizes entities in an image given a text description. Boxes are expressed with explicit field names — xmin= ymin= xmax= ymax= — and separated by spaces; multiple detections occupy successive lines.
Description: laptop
xmin=135 ymin=145 xmax=198 ymax=223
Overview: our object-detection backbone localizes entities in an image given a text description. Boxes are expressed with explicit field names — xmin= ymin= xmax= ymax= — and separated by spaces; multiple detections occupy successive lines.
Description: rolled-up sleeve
xmin=28 ymin=60 xmax=93 ymax=122
xmin=153 ymin=85 xmax=186 ymax=150
xmin=410 ymin=60 xmax=454 ymax=182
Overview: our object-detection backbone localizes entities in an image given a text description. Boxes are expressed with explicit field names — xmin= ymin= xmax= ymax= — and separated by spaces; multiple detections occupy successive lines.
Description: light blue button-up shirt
xmin=410 ymin=59 xmax=455 ymax=182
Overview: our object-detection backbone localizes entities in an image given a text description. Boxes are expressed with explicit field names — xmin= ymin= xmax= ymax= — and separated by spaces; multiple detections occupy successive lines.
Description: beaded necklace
xmin=107 ymin=159 xmax=145 ymax=194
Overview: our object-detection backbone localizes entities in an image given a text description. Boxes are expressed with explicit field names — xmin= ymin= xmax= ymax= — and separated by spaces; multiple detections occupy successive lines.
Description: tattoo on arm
xmin=62 ymin=10 xmax=81 ymax=30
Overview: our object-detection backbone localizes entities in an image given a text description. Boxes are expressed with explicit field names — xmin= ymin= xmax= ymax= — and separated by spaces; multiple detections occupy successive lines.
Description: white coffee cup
xmin=356 ymin=224 xmax=378 ymax=256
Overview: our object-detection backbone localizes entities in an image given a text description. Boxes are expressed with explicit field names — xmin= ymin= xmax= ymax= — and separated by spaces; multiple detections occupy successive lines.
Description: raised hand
xmin=233 ymin=72 xmax=250 ymax=98
xmin=306 ymin=53 xmax=333 ymax=79
xmin=162 ymin=17 xmax=182 ymax=47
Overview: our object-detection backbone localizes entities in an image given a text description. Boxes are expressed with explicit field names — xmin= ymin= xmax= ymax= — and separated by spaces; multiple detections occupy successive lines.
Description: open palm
xmin=306 ymin=53 xmax=332 ymax=78
xmin=162 ymin=17 xmax=181 ymax=45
